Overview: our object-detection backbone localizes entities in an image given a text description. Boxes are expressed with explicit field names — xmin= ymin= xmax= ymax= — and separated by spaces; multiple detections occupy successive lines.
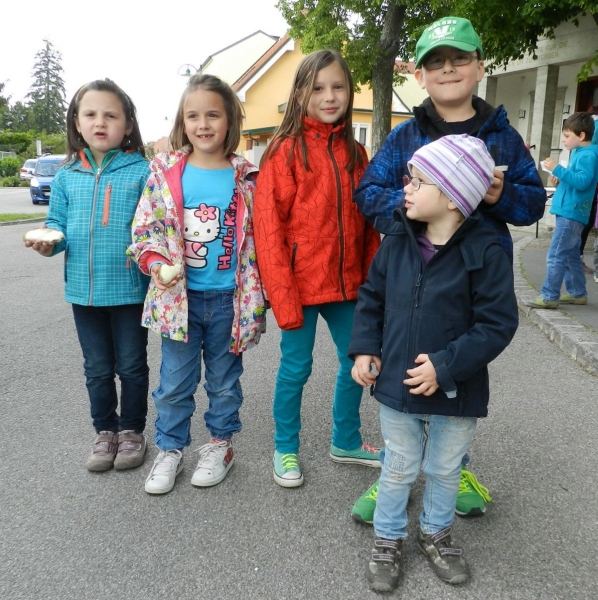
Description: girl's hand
xmin=404 ymin=354 xmax=438 ymax=396
xmin=351 ymin=355 xmax=381 ymax=387
xmin=24 ymin=240 xmax=54 ymax=257
xmin=150 ymin=263 xmax=181 ymax=291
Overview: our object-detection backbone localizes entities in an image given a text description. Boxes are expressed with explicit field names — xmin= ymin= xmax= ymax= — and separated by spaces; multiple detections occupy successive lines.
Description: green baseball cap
xmin=415 ymin=17 xmax=483 ymax=68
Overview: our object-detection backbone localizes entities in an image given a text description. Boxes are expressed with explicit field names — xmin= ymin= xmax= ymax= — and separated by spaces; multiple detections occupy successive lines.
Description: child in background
xmin=254 ymin=49 xmax=381 ymax=488
xmin=24 ymin=79 xmax=151 ymax=472
xmin=128 ymin=74 xmax=266 ymax=495
xmin=351 ymin=16 xmax=546 ymax=523
xmin=527 ymin=112 xmax=598 ymax=309
xmin=350 ymin=135 xmax=518 ymax=591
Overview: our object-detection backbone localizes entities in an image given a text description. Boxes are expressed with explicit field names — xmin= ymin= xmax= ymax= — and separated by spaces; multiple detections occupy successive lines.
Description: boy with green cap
xmin=352 ymin=15 xmax=546 ymax=524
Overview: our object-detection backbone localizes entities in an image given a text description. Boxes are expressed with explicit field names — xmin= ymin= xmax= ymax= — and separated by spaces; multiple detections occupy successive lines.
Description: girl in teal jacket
xmin=25 ymin=79 xmax=151 ymax=473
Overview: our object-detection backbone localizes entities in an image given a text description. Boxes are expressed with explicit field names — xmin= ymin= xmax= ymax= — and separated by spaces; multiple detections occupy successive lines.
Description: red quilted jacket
xmin=254 ymin=118 xmax=381 ymax=330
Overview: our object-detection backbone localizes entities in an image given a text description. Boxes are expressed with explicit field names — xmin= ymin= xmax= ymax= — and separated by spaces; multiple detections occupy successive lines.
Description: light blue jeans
xmin=152 ymin=289 xmax=243 ymax=450
xmin=374 ymin=404 xmax=477 ymax=540
xmin=273 ymin=302 xmax=364 ymax=453
xmin=541 ymin=215 xmax=587 ymax=301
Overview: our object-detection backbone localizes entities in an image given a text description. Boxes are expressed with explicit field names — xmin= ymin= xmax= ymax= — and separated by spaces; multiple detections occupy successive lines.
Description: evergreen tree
xmin=26 ymin=39 xmax=67 ymax=134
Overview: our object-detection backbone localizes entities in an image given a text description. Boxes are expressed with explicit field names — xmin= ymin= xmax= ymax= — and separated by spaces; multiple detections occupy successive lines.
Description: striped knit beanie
xmin=408 ymin=134 xmax=495 ymax=218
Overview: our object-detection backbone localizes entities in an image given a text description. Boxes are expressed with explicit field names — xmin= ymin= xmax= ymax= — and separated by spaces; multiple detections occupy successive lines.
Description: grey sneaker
xmin=114 ymin=430 xmax=147 ymax=470
xmin=144 ymin=449 xmax=183 ymax=494
xmin=86 ymin=431 xmax=118 ymax=472
xmin=417 ymin=527 xmax=470 ymax=584
xmin=366 ymin=537 xmax=403 ymax=592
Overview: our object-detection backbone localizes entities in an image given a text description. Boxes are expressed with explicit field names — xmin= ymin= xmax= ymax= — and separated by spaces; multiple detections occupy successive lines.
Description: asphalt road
xmin=2 ymin=221 xmax=597 ymax=600
xmin=0 ymin=187 xmax=49 ymax=214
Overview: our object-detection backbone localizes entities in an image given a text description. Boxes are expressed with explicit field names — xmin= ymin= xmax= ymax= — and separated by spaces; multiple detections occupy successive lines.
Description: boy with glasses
xmin=351 ymin=135 xmax=518 ymax=590
xmin=352 ymin=16 xmax=546 ymax=524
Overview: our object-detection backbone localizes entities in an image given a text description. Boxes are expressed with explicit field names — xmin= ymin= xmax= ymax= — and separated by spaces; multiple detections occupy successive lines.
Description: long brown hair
xmin=65 ymin=79 xmax=144 ymax=164
xmin=169 ymin=74 xmax=244 ymax=155
xmin=261 ymin=49 xmax=362 ymax=172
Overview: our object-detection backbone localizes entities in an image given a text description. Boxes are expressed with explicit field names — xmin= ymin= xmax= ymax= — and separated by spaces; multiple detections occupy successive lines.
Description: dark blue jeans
xmin=72 ymin=303 xmax=149 ymax=433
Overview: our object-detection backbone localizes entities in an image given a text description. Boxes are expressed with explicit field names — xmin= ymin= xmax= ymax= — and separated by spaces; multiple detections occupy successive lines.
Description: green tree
xmin=278 ymin=1 xmax=598 ymax=154
xmin=4 ymin=101 xmax=34 ymax=133
xmin=456 ymin=0 xmax=598 ymax=80
xmin=26 ymin=39 xmax=67 ymax=134
xmin=0 ymin=82 xmax=11 ymax=130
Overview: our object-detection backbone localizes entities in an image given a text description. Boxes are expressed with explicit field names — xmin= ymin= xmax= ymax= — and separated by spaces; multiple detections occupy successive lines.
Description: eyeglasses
xmin=403 ymin=175 xmax=437 ymax=191
xmin=422 ymin=52 xmax=477 ymax=71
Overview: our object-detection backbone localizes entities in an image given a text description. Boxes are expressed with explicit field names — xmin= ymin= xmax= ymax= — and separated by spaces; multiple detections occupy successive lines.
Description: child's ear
xmin=579 ymin=131 xmax=587 ymax=142
xmin=447 ymin=200 xmax=460 ymax=213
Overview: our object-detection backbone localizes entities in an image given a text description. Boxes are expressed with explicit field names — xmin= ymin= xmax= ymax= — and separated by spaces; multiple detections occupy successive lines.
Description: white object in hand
xmin=23 ymin=228 xmax=65 ymax=244
xmin=540 ymin=161 xmax=552 ymax=174
xmin=158 ymin=263 xmax=182 ymax=284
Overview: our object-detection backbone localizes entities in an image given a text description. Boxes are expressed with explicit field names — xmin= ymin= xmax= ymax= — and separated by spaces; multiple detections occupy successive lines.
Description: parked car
xmin=19 ymin=159 xmax=38 ymax=181
xmin=29 ymin=155 xmax=66 ymax=204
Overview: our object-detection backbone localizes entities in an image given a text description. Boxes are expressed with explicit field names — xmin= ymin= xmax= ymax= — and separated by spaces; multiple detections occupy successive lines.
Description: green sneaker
xmin=351 ymin=479 xmax=379 ymax=525
xmin=455 ymin=468 xmax=492 ymax=517
xmin=273 ymin=451 xmax=303 ymax=488
xmin=559 ymin=293 xmax=587 ymax=305
xmin=330 ymin=443 xmax=381 ymax=467
xmin=525 ymin=296 xmax=559 ymax=309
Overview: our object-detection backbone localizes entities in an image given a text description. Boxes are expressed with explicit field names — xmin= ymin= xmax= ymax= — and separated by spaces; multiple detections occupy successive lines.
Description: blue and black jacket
xmin=354 ymin=96 xmax=547 ymax=261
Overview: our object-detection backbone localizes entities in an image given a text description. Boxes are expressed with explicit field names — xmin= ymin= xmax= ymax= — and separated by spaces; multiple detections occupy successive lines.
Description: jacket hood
xmin=413 ymin=96 xmax=499 ymax=141
xmin=151 ymin=146 xmax=258 ymax=180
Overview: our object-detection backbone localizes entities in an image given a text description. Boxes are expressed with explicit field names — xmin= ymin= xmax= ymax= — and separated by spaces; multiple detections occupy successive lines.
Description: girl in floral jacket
xmin=128 ymin=74 xmax=266 ymax=495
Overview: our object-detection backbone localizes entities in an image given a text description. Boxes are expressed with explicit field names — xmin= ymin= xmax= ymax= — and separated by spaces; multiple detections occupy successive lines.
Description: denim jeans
xmin=273 ymin=302 xmax=363 ymax=453
xmin=72 ymin=303 xmax=149 ymax=433
xmin=152 ymin=289 xmax=243 ymax=450
xmin=374 ymin=404 xmax=477 ymax=540
xmin=541 ymin=216 xmax=587 ymax=301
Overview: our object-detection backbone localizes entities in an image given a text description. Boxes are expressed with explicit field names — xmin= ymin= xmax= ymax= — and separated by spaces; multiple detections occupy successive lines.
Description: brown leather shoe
xmin=86 ymin=431 xmax=119 ymax=472
xmin=114 ymin=431 xmax=147 ymax=470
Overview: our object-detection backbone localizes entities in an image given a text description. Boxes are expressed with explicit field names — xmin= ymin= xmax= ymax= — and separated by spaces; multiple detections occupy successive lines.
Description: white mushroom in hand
xmin=23 ymin=228 xmax=65 ymax=244
xmin=158 ymin=263 xmax=182 ymax=285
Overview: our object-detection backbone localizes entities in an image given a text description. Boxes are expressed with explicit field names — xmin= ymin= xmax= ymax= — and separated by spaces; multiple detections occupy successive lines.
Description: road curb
xmin=515 ymin=235 xmax=598 ymax=376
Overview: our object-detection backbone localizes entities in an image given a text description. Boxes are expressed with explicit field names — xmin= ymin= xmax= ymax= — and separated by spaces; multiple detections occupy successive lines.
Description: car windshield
xmin=36 ymin=161 xmax=61 ymax=177
xmin=25 ymin=160 xmax=37 ymax=168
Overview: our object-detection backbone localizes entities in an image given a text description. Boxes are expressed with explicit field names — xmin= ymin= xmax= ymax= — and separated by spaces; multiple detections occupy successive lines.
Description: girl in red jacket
xmin=254 ymin=49 xmax=381 ymax=487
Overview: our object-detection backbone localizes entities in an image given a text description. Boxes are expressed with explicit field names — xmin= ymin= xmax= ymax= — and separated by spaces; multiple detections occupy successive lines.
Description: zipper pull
xmin=414 ymin=272 xmax=422 ymax=307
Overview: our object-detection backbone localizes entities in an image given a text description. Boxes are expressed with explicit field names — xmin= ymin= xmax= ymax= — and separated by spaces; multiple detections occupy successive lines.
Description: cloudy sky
xmin=2 ymin=0 xmax=289 ymax=141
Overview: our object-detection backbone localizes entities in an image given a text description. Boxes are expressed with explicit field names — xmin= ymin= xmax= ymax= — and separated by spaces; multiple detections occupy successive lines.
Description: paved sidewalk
xmin=514 ymin=230 xmax=598 ymax=375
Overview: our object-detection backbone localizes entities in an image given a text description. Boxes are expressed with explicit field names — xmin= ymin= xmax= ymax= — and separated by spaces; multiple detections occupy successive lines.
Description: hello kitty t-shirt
xmin=181 ymin=164 xmax=238 ymax=291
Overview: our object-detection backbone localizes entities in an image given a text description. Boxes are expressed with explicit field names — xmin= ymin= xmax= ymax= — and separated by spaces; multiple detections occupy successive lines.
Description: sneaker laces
xmin=195 ymin=441 xmax=229 ymax=469
xmin=280 ymin=453 xmax=299 ymax=471
xmin=151 ymin=449 xmax=182 ymax=477
xmin=360 ymin=443 xmax=378 ymax=455
xmin=365 ymin=482 xmax=379 ymax=501
xmin=459 ymin=469 xmax=492 ymax=503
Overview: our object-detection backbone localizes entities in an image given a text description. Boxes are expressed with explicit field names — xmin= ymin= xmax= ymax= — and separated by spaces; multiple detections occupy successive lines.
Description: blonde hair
xmin=261 ymin=49 xmax=363 ymax=172
xmin=169 ymin=74 xmax=244 ymax=155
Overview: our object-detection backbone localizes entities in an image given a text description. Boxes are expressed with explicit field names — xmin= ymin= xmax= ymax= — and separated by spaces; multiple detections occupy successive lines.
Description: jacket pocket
xmin=291 ymin=243 xmax=298 ymax=272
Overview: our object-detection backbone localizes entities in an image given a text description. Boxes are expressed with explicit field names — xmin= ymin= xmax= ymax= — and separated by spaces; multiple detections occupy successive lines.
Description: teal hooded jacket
xmin=551 ymin=143 xmax=598 ymax=225
xmin=46 ymin=149 xmax=150 ymax=306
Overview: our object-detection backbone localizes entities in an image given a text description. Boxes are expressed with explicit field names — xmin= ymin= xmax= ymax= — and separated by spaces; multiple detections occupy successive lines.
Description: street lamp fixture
xmin=178 ymin=64 xmax=199 ymax=77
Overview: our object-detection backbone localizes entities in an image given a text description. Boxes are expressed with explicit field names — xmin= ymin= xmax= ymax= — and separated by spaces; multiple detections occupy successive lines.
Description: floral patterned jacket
xmin=127 ymin=147 xmax=266 ymax=353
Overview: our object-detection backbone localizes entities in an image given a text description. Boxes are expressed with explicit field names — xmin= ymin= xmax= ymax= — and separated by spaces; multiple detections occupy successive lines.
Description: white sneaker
xmin=190 ymin=440 xmax=234 ymax=487
xmin=144 ymin=449 xmax=183 ymax=494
